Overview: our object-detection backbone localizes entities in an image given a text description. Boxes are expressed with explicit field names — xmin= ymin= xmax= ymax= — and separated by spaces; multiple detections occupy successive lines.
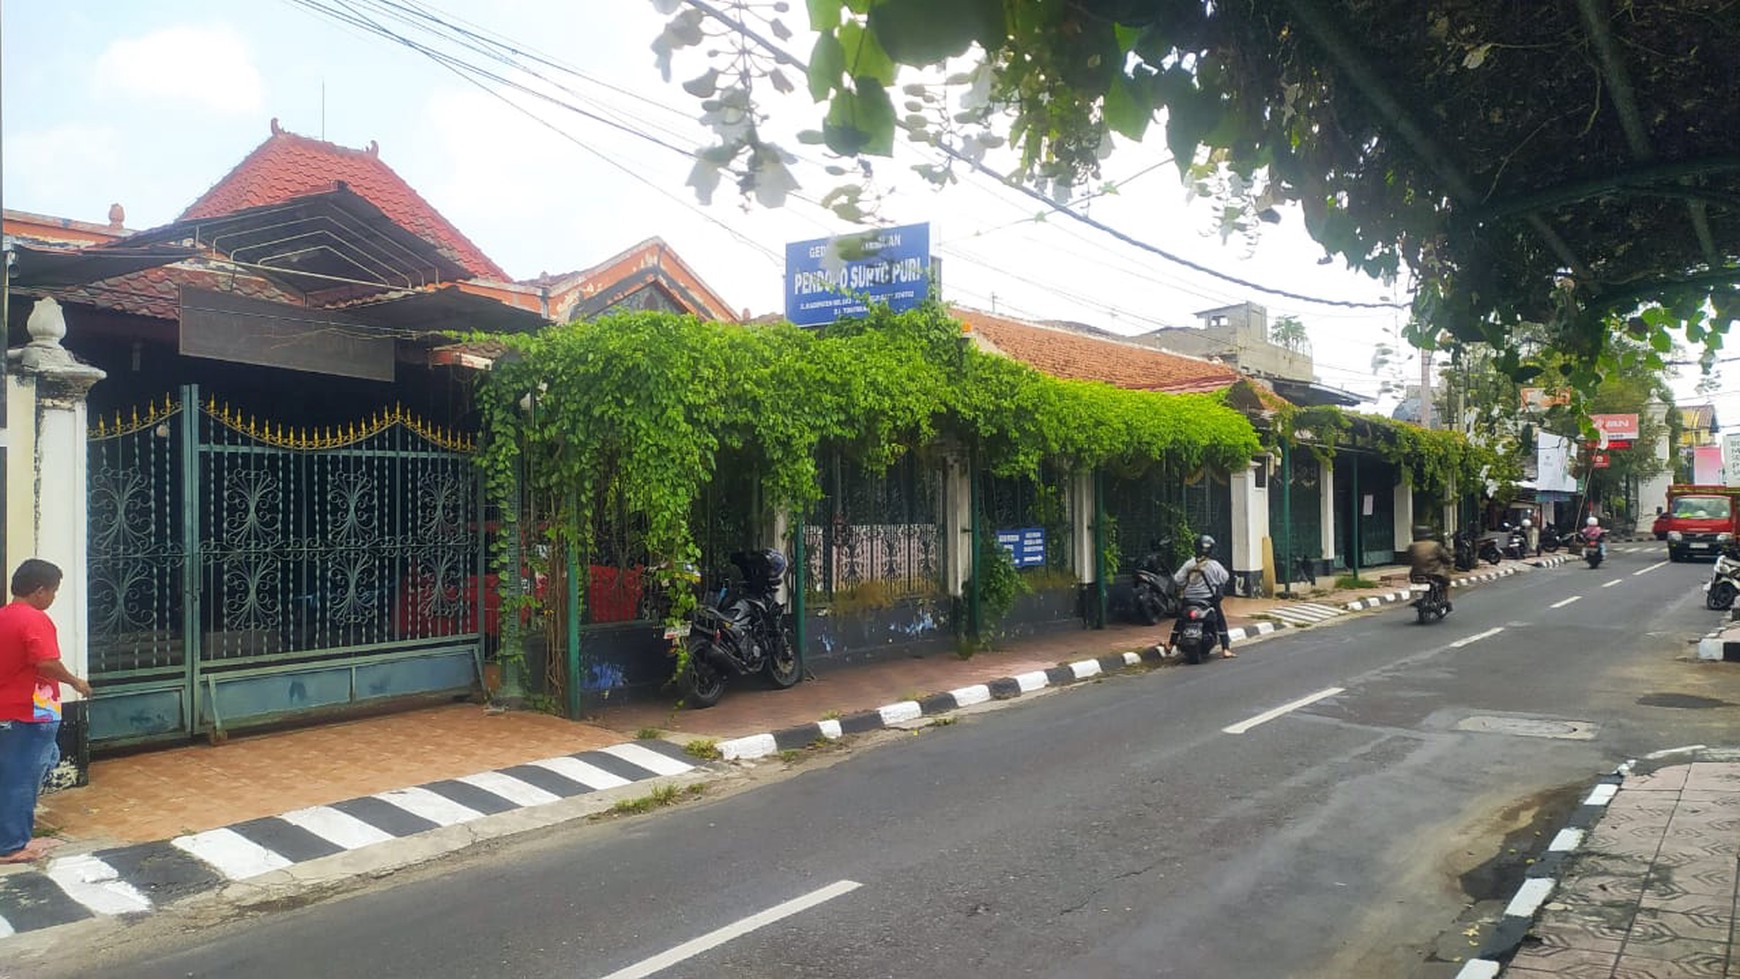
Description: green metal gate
xmin=86 ymin=386 xmax=484 ymax=745
xmin=1268 ymin=453 xmax=1323 ymax=573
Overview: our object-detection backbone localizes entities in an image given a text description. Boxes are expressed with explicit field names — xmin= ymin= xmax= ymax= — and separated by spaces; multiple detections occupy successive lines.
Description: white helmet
xmin=1522 ymin=518 xmax=1532 ymax=528
xmin=1586 ymin=516 xmax=1599 ymax=527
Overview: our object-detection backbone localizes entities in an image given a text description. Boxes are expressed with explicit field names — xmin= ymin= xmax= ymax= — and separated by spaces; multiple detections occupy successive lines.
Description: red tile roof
xmin=956 ymin=308 xmax=1243 ymax=393
xmin=180 ymin=121 xmax=507 ymax=281
xmin=46 ymin=259 xmax=302 ymax=321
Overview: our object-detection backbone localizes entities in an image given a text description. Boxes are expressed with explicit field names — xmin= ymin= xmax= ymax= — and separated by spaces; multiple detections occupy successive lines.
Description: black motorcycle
xmin=1581 ymin=532 xmax=1606 ymax=568
xmin=679 ymin=549 xmax=801 ymax=708
xmin=1501 ymin=523 xmax=1528 ymax=561
xmin=1453 ymin=528 xmax=1479 ymax=572
xmin=1477 ymin=532 xmax=1503 ymax=566
xmin=1410 ymin=574 xmax=1450 ymax=624
xmin=1131 ymin=539 xmax=1181 ymax=624
xmin=1173 ymin=597 xmax=1219 ymax=665
xmin=1540 ymin=524 xmax=1564 ymax=553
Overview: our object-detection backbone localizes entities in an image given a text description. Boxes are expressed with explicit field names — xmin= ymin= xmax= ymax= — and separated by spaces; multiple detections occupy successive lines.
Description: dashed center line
xmin=1223 ymin=686 xmax=1346 ymax=735
xmin=1632 ymin=561 xmax=1669 ymax=577
xmin=1550 ymin=596 xmax=1583 ymax=609
xmin=1601 ymin=579 xmax=1624 ymax=588
xmin=1450 ymin=627 xmax=1506 ymax=648
xmin=597 ymin=879 xmax=863 ymax=979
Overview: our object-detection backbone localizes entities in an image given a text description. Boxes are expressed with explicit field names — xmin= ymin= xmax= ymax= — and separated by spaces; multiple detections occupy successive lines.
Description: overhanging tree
xmin=655 ymin=0 xmax=1740 ymax=391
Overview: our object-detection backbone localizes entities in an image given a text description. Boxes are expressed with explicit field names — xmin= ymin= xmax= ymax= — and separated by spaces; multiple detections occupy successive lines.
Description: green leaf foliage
xmin=869 ymin=0 xmax=1005 ymax=66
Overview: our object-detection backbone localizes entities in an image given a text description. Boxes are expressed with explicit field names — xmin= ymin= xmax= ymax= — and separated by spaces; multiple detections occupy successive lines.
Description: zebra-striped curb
xmin=1452 ymin=760 xmax=1634 ymax=979
xmin=1696 ymin=621 xmax=1740 ymax=661
xmin=0 ymin=739 xmax=698 ymax=941
xmin=718 ymin=623 xmax=1293 ymax=763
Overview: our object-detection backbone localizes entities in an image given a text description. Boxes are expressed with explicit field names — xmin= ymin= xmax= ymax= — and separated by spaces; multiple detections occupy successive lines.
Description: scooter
xmin=1502 ymin=523 xmax=1528 ymax=561
xmin=1172 ymin=597 xmax=1219 ymax=665
xmin=1477 ymin=533 xmax=1504 ymax=566
xmin=1131 ymin=539 xmax=1181 ymax=625
xmin=1540 ymin=525 xmax=1564 ymax=554
xmin=1410 ymin=574 xmax=1450 ymax=624
xmin=1453 ymin=528 xmax=1480 ymax=572
xmin=1581 ymin=532 xmax=1606 ymax=568
xmin=1705 ymin=543 xmax=1740 ymax=610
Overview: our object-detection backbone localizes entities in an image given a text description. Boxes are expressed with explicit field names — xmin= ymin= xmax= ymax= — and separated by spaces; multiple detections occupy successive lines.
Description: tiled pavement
xmin=1490 ymin=760 xmax=1740 ymax=978
xmin=3 ymin=555 xmax=1557 ymax=944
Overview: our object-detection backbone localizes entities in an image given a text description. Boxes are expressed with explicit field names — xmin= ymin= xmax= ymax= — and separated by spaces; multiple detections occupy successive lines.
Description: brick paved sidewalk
xmin=1502 ymin=760 xmax=1740 ymax=978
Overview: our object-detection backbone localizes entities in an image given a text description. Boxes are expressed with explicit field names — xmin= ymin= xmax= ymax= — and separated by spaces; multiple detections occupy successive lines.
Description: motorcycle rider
xmin=1579 ymin=515 xmax=1607 ymax=560
xmin=1166 ymin=535 xmax=1234 ymax=659
xmin=1407 ymin=525 xmax=1454 ymax=612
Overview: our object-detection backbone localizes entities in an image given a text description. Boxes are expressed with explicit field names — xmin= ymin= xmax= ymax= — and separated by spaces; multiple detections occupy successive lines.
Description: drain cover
xmin=1455 ymin=715 xmax=1598 ymax=740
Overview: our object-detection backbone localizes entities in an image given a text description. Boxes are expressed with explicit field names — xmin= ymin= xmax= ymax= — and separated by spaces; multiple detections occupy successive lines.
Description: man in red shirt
xmin=1 ymin=559 xmax=91 ymax=863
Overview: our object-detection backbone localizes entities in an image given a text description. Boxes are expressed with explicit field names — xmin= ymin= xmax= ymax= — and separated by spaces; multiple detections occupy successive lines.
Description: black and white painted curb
xmin=718 ymin=626 xmax=1290 ymax=762
xmin=1696 ymin=622 xmax=1740 ymax=661
xmin=0 ymin=740 xmax=696 ymax=940
xmin=1451 ymin=760 xmax=1635 ymax=979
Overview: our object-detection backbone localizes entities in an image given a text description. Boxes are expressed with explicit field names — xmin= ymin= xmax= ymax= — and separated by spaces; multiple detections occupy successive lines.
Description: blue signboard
xmin=996 ymin=527 xmax=1046 ymax=569
xmin=785 ymin=223 xmax=931 ymax=327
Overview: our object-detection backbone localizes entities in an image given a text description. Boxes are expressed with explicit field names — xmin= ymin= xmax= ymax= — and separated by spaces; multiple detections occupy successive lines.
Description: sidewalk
xmin=1 ymin=554 xmax=1552 ymax=947
xmin=1464 ymin=751 xmax=1740 ymax=978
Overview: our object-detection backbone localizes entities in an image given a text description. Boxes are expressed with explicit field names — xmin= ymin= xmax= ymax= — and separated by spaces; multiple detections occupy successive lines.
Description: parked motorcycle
xmin=1173 ymin=597 xmax=1219 ymax=665
xmin=1501 ymin=523 xmax=1528 ymax=561
xmin=1131 ymin=538 xmax=1181 ymax=625
xmin=1409 ymin=574 xmax=1450 ymax=624
xmin=677 ymin=549 xmax=800 ymax=708
xmin=1540 ymin=524 xmax=1564 ymax=554
xmin=1705 ymin=543 xmax=1740 ymax=610
xmin=1477 ymin=533 xmax=1504 ymax=566
xmin=1453 ymin=527 xmax=1480 ymax=572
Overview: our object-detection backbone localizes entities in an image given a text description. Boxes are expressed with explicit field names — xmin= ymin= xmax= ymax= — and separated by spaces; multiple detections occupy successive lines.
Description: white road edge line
xmin=1549 ymin=596 xmax=1583 ymax=609
xmin=1222 ymin=686 xmax=1346 ymax=735
xmin=596 ymin=879 xmax=862 ymax=979
xmin=1450 ymin=627 xmax=1505 ymax=648
xmin=1633 ymin=560 xmax=1669 ymax=577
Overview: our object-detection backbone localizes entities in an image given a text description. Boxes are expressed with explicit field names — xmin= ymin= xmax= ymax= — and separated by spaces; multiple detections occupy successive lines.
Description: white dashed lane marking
xmin=597 ymin=880 xmax=863 ymax=979
xmin=1222 ymin=687 xmax=1346 ymax=735
xmin=1550 ymin=596 xmax=1583 ymax=609
xmin=1450 ymin=627 xmax=1505 ymax=648
xmin=1633 ymin=561 xmax=1669 ymax=576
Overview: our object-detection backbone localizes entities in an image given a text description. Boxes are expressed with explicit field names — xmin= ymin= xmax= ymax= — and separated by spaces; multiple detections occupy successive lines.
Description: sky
xmin=2 ymin=0 xmax=1729 ymax=421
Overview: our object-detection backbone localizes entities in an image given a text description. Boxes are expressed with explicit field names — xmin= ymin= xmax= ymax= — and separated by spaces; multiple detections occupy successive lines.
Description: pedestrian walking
xmin=1 ymin=559 xmax=89 ymax=863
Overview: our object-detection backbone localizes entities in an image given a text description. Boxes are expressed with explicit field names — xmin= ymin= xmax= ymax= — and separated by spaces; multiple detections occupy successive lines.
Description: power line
xmin=679 ymin=0 xmax=1407 ymax=312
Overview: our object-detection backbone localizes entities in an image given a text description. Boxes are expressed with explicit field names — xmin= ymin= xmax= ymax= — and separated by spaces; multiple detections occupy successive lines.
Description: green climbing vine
xmin=471 ymin=302 xmax=1264 ymax=682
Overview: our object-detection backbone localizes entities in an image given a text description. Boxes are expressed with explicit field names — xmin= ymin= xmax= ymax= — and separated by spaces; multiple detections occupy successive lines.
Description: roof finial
xmin=270 ymin=117 xmax=282 ymax=135
xmin=108 ymin=203 xmax=125 ymax=229
xmin=367 ymin=140 xmax=379 ymax=156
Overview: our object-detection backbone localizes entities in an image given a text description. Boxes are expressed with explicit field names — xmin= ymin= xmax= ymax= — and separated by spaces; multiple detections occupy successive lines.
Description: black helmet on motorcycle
xmin=1195 ymin=535 xmax=1216 ymax=557
xmin=1412 ymin=524 xmax=1436 ymax=541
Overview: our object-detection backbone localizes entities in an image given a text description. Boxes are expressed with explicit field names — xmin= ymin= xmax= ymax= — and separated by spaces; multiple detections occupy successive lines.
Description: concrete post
xmin=7 ymin=298 xmax=105 ymax=789
xmin=942 ymin=449 xmax=971 ymax=599
xmin=1071 ymin=471 xmax=1095 ymax=585
xmin=1393 ymin=476 xmax=1414 ymax=561
xmin=1228 ymin=459 xmax=1267 ymax=595
xmin=1319 ymin=458 xmax=1337 ymax=572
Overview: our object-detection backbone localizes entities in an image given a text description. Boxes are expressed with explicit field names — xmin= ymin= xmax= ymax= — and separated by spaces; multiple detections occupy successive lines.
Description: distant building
xmin=1129 ymin=301 xmax=1363 ymax=407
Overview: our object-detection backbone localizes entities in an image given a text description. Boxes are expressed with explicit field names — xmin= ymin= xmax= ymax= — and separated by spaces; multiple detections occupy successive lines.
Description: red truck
xmin=1662 ymin=484 xmax=1740 ymax=561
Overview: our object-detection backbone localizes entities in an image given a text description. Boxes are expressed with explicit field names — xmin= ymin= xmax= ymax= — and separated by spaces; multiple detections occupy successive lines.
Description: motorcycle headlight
xmin=1669 ymin=531 xmax=1683 ymax=542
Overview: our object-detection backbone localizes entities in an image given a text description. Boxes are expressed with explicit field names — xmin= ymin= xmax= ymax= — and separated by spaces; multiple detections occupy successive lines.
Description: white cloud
xmin=1 ymin=124 xmax=123 ymax=217
xmin=92 ymin=26 xmax=263 ymax=115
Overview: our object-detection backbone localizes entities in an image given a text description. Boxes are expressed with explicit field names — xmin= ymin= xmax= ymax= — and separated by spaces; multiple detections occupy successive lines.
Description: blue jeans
xmin=0 ymin=718 xmax=61 ymax=855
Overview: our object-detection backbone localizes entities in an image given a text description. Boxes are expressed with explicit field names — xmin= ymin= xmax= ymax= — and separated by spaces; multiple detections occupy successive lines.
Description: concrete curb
xmin=0 ymin=739 xmax=701 ymax=942
xmin=1696 ymin=622 xmax=1740 ymax=661
xmin=1452 ymin=760 xmax=1635 ymax=979
xmin=717 ymin=623 xmax=1286 ymax=762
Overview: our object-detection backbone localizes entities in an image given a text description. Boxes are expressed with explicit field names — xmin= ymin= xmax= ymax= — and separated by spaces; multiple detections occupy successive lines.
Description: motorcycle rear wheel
xmin=1135 ymin=588 xmax=1163 ymax=625
xmin=764 ymin=627 xmax=802 ymax=689
xmin=682 ymin=644 xmax=728 ymax=708
xmin=1709 ymin=581 xmax=1737 ymax=611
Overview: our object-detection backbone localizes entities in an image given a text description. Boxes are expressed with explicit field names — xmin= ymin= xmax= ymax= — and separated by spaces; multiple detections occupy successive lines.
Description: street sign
xmin=1590 ymin=413 xmax=1639 ymax=448
xmin=995 ymin=527 xmax=1046 ymax=568
xmin=785 ymin=223 xmax=931 ymax=327
xmin=1590 ymin=452 xmax=1611 ymax=469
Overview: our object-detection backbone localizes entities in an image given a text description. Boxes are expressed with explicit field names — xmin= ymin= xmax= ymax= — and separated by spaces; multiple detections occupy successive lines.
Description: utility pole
xmin=1419 ymin=349 xmax=1434 ymax=429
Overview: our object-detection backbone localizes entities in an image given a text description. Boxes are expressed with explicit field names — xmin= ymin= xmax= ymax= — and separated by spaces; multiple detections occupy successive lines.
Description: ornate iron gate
xmin=86 ymin=386 xmax=484 ymax=745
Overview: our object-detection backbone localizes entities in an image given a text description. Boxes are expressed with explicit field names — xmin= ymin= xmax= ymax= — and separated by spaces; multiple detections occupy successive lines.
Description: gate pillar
xmin=6 ymin=298 xmax=105 ymax=788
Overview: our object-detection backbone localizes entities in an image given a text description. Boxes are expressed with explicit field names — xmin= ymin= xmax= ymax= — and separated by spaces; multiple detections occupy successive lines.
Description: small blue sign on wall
xmin=996 ymin=527 xmax=1046 ymax=569
xmin=785 ymin=223 xmax=931 ymax=327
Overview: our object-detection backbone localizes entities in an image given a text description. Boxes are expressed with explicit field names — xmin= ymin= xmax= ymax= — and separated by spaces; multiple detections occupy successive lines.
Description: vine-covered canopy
xmin=659 ymin=0 xmax=1739 ymax=376
xmin=472 ymin=305 xmax=1263 ymax=559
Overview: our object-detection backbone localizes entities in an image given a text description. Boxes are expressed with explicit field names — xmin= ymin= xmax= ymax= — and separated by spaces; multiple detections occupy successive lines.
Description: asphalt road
xmin=55 ymin=545 xmax=1740 ymax=979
